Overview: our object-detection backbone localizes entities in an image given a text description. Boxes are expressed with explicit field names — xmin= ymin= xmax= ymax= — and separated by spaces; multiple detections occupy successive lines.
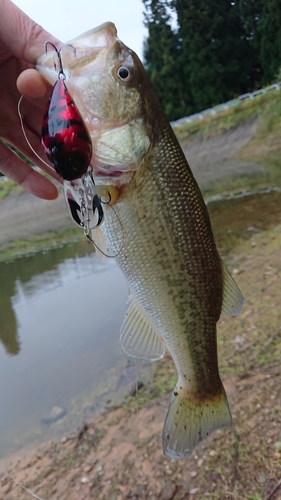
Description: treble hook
xmin=44 ymin=41 xmax=76 ymax=80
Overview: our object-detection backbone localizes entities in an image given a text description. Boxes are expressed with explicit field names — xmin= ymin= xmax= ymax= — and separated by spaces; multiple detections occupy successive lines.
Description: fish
xmin=37 ymin=22 xmax=243 ymax=460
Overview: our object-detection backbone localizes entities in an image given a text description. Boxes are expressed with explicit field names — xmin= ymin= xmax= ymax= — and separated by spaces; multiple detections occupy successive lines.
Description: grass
xmin=217 ymin=224 xmax=281 ymax=377
xmin=122 ymin=355 xmax=177 ymax=413
xmin=0 ymin=228 xmax=84 ymax=263
xmin=174 ymin=87 xmax=281 ymax=143
xmin=0 ymin=178 xmax=22 ymax=200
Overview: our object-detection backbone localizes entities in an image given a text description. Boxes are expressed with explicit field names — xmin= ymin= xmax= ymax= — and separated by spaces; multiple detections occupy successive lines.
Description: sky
xmin=13 ymin=0 xmax=147 ymax=60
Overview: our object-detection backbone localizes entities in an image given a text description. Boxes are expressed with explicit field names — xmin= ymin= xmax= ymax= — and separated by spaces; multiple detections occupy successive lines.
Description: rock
xmin=84 ymin=465 xmax=92 ymax=473
xmin=40 ymin=406 xmax=67 ymax=425
xmin=190 ymin=488 xmax=199 ymax=495
xmin=160 ymin=482 xmax=177 ymax=500
xmin=232 ymin=268 xmax=241 ymax=275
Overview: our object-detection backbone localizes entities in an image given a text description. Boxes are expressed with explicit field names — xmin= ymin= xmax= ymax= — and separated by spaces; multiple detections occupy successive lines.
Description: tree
xmin=143 ymin=0 xmax=190 ymax=120
xmin=240 ymin=0 xmax=281 ymax=85
xmin=174 ymin=0 xmax=258 ymax=111
xmin=142 ymin=0 xmax=281 ymax=120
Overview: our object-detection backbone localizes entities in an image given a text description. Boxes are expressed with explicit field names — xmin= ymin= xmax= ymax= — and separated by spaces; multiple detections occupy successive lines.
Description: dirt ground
xmin=1 ymin=119 xmax=281 ymax=499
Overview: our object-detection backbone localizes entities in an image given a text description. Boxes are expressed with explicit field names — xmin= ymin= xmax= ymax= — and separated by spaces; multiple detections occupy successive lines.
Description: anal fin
xmin=120 ymin=297 xmax=165 ymax=361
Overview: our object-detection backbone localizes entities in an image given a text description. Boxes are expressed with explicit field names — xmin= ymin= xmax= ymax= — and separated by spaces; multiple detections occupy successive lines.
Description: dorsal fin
xmin=120 ymin=297 xmax=165 ymax=361
xmin=221 ymin=260 xmax=244 ymax=316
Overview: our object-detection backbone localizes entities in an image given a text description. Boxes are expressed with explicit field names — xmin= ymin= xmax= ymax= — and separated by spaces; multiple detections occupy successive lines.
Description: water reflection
xmin=0 ymin=242 xmax=98 ymax=355
xmin=0 ymin=295 xmax=19 ymax=355
xmin=0 ymin=242 xmax=130 ymax=458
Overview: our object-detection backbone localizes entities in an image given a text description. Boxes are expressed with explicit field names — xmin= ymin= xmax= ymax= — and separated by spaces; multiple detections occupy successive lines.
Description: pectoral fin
xmin=120 ymin=297 xmax=165 ymax=361
xmin=91 ymin=227 xmax=107 ymax=264
xmin=221 ymin=260 xmax=244 ymax=316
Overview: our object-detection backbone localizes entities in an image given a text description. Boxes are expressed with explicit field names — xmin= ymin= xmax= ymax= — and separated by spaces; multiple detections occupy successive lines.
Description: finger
xmin=13 ymin=93 xmax=57 ymax=176
xmin=0 ymin=140 xmax=58 ymax=200
xmin=17 ymin=69 xmax=50 ymax=100
xmin=12 ymin=130 xmax=60 ymax=180
xmin=16 ymin=75 xmax=51 ymax=146
xmin=6 ymin=120 xmax=62 ymax=184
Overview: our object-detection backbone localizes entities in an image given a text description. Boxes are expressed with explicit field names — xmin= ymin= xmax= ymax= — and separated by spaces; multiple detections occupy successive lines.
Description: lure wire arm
xmin=17 ymin=95 xmax=54 ymax=170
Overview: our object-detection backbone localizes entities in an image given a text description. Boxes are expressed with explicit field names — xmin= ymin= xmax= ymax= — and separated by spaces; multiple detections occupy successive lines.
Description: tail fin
xmin=162 ymin=386 xmax=232 ymax=460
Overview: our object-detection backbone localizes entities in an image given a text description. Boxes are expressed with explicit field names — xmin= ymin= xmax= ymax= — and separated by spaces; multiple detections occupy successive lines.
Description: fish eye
xmin=116 ymin=64 xmax=134 ymax=82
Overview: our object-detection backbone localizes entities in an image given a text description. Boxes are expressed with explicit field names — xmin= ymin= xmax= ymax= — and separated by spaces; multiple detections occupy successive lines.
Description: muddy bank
xmin=0 ymin=183 xmax=73 ymax=250
xmin=181 ymin=119 xmax=264 ymax=187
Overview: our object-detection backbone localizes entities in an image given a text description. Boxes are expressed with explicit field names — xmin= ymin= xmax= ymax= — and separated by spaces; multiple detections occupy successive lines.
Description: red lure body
xmin=41 ymin=78 xmax=92 ymax=181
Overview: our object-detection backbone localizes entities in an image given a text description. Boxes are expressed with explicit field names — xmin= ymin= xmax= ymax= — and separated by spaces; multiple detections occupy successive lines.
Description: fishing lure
xmin=40 ymin=43 xmax=108 ymax=241
xmin=41 ymin=42 xmax=92 ymax=181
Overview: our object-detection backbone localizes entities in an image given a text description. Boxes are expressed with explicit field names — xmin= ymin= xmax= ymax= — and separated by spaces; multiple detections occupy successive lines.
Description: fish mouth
xmin=68 ymin=22 xmax=117 ymax=50
xmin=36 ymin=22 xmax=119 ymax=84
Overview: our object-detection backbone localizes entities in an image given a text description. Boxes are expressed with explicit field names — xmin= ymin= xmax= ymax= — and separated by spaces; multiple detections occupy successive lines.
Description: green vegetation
xmin=0 ymin=178 xmax=22 ymax=200
xmin=143 ymin=0 xmax=281 ymax=121
xmin=0 ymin=228 xmax=84 ymax=263
xmin=122 ymin=356 xmax=177 ymax=413
xmin=175 ymin=85 xmax=281 ymax=142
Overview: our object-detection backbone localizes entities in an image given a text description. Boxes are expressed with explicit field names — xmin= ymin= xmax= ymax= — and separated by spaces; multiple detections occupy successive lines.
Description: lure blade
xmin=41 ymin=78 xmax=92 ymax=181
xmin=64 ymin=171 xmax=104 ymax=232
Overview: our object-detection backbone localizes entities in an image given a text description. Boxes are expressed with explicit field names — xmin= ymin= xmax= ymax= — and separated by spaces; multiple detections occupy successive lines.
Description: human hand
xmin=0 ymin=0 xmax=61 ymax=199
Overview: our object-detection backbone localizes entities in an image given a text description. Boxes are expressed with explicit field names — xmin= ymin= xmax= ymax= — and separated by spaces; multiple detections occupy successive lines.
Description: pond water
xmin=0 ymin=242 xmax=138 ymax=459
xmin=0 ymin=188 xmax=280 ymax=460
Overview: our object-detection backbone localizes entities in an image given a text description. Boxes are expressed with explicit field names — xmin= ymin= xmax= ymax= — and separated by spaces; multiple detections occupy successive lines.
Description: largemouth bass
xmin=37 ymin=23 xmax=243 ymax=460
